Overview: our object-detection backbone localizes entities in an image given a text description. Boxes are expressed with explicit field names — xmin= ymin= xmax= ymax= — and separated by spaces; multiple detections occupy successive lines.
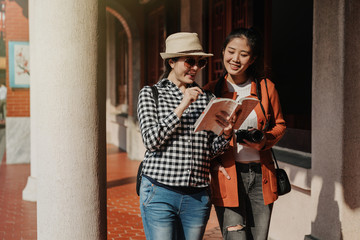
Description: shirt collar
xmin=158 ymin=78 xmax=183 ymax=100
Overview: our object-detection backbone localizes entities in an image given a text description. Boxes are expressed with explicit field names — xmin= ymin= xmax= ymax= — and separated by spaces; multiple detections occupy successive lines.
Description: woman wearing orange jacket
xmin=204 ymin=28 xmax=286 ymax=240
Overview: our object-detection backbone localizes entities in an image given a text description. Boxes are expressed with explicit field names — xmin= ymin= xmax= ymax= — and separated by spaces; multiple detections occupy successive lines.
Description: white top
xmin=227 ymin=79 xmax=260 ymax=162
xmin=0 ymin=85 xmax=7 ymax=100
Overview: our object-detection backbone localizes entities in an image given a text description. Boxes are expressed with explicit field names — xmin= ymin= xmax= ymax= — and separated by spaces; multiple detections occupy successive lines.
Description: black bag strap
xmin=256 ymin=79 xmax=281 ymax=169
xmin=150 ymin=85 xmax=159 ymax=107
xmin=255 ymin=78 xmax=270 ymax=131
xmin=271 ymin=148 xmax=280 ymax=169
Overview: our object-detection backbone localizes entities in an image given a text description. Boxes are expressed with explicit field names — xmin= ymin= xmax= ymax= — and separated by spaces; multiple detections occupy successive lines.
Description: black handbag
xmin=256 ymin=78 xmax=291 ymax=196
xmin=272 ymin=149 xmax=291 ymax=196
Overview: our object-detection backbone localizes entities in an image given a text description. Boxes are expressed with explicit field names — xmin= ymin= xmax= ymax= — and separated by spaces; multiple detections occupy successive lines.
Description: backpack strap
xmin=150 ymin=85 xmax=159 ymax=107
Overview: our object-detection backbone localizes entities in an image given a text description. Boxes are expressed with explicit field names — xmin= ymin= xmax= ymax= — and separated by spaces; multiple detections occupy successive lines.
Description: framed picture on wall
xmin=9 ymin=41 xmax=30 ymax=88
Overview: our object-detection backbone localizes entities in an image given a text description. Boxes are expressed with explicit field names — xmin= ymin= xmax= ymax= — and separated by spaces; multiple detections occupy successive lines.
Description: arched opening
xmin=105 ymin=8 xmax=131 ymax=151
xmin=106 ymin=7 xmax=132 ymax=113
xmin=104 ymin=3 xmax=145 ymax=160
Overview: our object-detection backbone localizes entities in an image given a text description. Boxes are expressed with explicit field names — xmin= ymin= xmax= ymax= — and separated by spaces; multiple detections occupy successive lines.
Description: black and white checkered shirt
xmin=137 ymin=78 xmax=229 ymax=188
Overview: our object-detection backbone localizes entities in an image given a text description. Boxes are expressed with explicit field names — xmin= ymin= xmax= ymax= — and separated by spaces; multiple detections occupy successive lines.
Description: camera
xmin=235 ymin=128 xmax=264 ymax=143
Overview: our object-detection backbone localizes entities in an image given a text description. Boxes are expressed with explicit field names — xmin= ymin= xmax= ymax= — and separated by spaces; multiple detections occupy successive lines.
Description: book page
xmin=194 ymin=98 xmax=238 ymax=135
xmin=233 ymin=98 xmax=259 ymax=129
xmin=194 ymin=97 xmax=259 ymax=136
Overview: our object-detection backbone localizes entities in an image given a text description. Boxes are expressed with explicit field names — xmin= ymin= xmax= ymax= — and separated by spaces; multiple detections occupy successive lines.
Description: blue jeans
xmin=215 ymin=162 xmax=273 ymax=240
xmin=140 ymin=176 xmax=211 ymax=240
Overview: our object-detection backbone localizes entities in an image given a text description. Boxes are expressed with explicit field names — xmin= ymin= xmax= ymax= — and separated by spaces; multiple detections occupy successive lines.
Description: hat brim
xmin=160 ymin=52 xmax=213 ymax=59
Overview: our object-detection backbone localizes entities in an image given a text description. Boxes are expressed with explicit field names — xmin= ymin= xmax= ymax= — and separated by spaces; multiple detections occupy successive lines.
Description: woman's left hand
xmin=242 ymin=132 xmax=267 ymax=150
xmin=215 ymin=111 xmax=236 ymax=139
xmin=213 ymin=162 xmax=231 ymax=180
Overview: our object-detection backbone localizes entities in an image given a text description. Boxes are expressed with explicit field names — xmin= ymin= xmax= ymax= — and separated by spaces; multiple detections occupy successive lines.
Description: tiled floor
xmin=0 ymin=145 xmax=222 ymax=240
xmin=0 ymin=155 xmax=37 ymax=240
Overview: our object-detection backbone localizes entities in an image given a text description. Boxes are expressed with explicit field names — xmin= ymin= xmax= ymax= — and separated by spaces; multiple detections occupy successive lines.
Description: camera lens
xmin=235 ymin=129 xmax=264 ymax=143
xmin=250 ymin=129 xmax=264 ymax=143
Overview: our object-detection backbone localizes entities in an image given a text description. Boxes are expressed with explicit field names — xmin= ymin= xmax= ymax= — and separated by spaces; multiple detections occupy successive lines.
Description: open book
xmin=194 ymin=97 xmax=259 ymax=135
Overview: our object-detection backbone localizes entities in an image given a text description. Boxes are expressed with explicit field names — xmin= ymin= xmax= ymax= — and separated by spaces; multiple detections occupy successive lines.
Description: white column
xmin=29 ymin=0 xmax=107 ymax=239
xmin=311 ymin=0 xmax=360 ymax=239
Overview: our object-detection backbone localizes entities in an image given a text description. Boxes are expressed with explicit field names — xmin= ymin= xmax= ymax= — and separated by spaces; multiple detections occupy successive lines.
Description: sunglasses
xmin=184 ymin=58 xmax=208 ymax=69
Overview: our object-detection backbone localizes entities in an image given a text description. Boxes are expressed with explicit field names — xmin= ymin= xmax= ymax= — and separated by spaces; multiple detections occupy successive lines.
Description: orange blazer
xmin=203 ymin=78 xmax=286 ymax=206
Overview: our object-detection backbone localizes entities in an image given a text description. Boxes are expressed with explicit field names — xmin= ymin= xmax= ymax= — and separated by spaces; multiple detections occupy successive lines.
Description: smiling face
xmin=223 ymin=37 xmax=255 ymax=84
xmin=167 ymin=56 xmax=203 ymax=91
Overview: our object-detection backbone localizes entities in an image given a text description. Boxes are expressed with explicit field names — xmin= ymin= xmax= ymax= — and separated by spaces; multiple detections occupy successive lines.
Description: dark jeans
xmin=215 ymin=162 xmax=273 ymax=240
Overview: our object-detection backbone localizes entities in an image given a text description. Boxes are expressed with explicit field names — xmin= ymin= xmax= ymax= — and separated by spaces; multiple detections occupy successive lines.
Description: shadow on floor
xmin=107 ymin=176 xmax=137 ymax=189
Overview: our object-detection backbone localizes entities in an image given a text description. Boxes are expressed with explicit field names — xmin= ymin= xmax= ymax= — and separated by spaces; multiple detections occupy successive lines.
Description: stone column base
xmin=22 ymin=176 xmax=37 ymax=202
xmin=304 ymin=235 xmax=320 ymax=240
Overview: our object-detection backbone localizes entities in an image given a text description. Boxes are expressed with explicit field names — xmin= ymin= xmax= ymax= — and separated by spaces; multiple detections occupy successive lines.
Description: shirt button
xmin=187 ymin=169 xmax=190 ymax=172
xmin=188 ymin=140 xmax=191 ymax=143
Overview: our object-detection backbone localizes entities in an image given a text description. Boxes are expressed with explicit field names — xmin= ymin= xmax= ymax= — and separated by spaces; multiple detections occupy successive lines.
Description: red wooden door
xmin=146 ymin=6 xmax=166 ymax=86
xmin=208 ymin=0 xmax=252 ymax=83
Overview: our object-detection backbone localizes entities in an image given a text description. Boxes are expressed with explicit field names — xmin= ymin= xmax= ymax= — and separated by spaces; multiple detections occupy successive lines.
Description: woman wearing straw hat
xmin=137 ymin=32 xmax=235 ymax=239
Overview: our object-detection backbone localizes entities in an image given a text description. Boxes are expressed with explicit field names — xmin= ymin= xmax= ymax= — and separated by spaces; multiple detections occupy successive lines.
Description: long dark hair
xmin=221 ymin=27 xmax=265 ymax=79
xmin=160 ymin=58 xmax=178 ymax=80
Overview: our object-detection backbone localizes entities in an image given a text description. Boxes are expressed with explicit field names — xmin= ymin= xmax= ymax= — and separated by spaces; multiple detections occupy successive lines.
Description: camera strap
xmin=255 ymin=78 xmax=270 ymax=131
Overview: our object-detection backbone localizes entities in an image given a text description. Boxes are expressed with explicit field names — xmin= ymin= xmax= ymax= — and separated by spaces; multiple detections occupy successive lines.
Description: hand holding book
xmin=194 ymin=97 xmax=259 ymax=136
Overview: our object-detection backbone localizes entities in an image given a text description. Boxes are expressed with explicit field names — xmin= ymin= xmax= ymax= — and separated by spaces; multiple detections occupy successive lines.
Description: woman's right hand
xmin=213 ymin=162 xmax=231 ymax=180
xmin=174 ymin=87 xmax=203 ymax=118
xmin=182 ymin=86 xmax=203 ymax=107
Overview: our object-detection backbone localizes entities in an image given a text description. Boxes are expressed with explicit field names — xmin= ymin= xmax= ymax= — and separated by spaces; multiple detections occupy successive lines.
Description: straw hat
xmin=160 ymin=32 xmax=213 ymax=59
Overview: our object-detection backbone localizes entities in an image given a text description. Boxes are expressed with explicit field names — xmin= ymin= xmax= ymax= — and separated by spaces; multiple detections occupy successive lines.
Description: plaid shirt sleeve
xmin=137 ymin=86 xmax=181 ymax=151
xmin=209 ymin=133 xmax=230 ymax=159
